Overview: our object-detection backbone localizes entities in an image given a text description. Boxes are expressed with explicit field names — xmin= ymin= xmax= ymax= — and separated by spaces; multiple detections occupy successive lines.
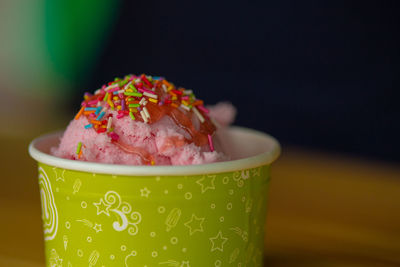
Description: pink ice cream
xmin=51 ymin=74 xmax=235 ymax=165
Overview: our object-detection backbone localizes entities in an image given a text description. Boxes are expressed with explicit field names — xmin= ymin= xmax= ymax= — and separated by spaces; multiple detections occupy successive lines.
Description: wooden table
xmin=1 ymin=136 xmax=399 ymax=266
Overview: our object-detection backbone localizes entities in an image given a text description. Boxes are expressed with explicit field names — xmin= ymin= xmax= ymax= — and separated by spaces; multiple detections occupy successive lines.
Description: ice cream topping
xmin=71 ymin=74 xmax=218 ymax=165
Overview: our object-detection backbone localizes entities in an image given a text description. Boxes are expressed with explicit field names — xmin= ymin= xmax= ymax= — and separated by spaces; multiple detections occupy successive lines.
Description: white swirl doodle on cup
xmin=94 ymin=191 xmax=142 ymax=235
xmin=38 ymin=167 xmax=58 ymax=240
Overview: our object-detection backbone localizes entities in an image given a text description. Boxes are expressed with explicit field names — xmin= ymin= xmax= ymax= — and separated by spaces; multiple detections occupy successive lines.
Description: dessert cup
xmin=29 ymin=126 xmax=280 ymax=267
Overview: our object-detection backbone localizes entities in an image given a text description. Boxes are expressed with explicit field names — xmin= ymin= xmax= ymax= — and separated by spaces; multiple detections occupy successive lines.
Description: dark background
xmin=76 ymin=1 xmax=399 ymax=162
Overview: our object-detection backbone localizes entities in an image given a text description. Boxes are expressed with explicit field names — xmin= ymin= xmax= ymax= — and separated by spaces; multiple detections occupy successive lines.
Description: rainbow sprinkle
xmin=76 ymin=142 xmax=82 ymax=155
xmin=129 ymin=111 xmax=136 ymax=120
xmin=192 ymin=106 xmax=205 ymax=123
xmin=74 ymin=106 xmax=85 ymax=120
xmin=208 ymin=134 xmax=214 ymax=152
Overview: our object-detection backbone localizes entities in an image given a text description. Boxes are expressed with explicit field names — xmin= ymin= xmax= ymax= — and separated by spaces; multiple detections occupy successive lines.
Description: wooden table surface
xmin=1 ymin=135 xmax=399 ymax=266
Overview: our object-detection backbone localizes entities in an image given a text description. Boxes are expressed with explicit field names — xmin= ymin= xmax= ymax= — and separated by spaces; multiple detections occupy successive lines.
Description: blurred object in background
xmin=0 ymin=0 xmax=119 ymax=137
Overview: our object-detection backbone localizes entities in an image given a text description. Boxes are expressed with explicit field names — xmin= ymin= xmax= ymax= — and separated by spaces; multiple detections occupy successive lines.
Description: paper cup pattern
xmin=38 ymin=164 xmax=270 ymax=267
xmin=30 ymin=127 xmax=280 ymax=267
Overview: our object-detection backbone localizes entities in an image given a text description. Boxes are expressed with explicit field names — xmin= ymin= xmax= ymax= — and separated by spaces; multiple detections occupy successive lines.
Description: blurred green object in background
xmin=0 ymin=0 xmax=119 ymax=137
xmin=45 ymin=0 xmax=119 ymax=88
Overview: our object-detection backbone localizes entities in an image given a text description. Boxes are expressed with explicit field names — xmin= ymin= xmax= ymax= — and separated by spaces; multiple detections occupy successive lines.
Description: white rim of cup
xmin=29 ymin=126 xmax=280 ymax=176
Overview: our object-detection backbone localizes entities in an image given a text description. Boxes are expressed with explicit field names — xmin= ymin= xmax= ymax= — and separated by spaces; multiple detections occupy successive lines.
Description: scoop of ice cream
xmin=52 ymin=74 xmax=235 ymax=165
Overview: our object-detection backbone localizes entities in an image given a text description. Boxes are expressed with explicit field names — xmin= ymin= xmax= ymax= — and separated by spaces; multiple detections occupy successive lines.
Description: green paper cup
xmin=29 ymin=126 xmax=280 ymax=267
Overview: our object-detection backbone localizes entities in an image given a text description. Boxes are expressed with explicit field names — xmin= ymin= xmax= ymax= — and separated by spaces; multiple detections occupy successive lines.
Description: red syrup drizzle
xmin=112 ymin=139 xmax=155 ymax=165
xmin=146 ymin=102 xmax=215 ymax=146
